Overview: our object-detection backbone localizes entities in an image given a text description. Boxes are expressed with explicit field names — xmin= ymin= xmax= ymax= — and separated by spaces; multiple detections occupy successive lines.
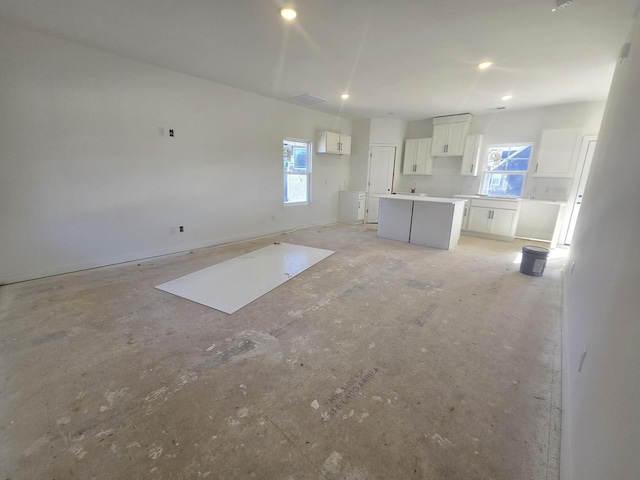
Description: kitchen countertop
xmin=377 ymin=193 xmax=466 ymax=204
xmin=454 ymin=195 xmax=566 ymax=205
xmin=454 ymin=194 xmax=520 ymax=202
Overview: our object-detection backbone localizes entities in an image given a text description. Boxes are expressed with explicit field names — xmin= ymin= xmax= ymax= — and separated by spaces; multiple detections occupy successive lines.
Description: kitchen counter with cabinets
xmin=454 ymin=195 xmax=567 ymax=246
xmin=375 ymin=194 xmax=467 ymax=250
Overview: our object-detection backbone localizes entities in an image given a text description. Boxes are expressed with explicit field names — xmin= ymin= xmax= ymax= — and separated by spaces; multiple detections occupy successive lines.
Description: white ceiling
xmin=1 ymin=0 xmax=639 ymax=120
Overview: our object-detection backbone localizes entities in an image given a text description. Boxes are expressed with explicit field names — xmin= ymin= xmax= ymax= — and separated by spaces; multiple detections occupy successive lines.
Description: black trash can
xmin=520 ymin=245 xmax=550 ymax=277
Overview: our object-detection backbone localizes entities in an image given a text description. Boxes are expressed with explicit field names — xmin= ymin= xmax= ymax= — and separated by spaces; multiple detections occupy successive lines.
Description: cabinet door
xmin=534 ymin=128 xmax=580 ymax=177
xmin=489 ymin=209 xmax=518 ymax=236
xmin=317 ymin=131 xmax=341 ymax=154
xmin=403 ymin=139 xmax=419 ymax=175
xmin=461 ymin=201 xmax=470 ymax=230
xmin=414 ymin=138 xmax=434 ymax=175
xmin=467 ymin=206 xmax=491 ymax=233
xmin=356 ymin=195 xmax=366 ymax=221
xmin=461 ymin=134 xmax=482 ymax=176
xmin=445 ymin=122 xmax=468 ymax=156
xmin=431 ymin=124 xmax=448 ymax=156
xmin=339 ymin=135 xmax=351 ymax=155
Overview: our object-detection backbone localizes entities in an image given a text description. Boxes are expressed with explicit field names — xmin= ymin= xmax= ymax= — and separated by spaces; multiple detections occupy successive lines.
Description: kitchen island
xmin=376 ymin=194 xmax=467 ymax=250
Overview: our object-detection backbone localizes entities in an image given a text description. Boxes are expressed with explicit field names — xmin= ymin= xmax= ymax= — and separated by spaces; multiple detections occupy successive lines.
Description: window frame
xmin=283 ymin=138 xmax=312 ymax=205
xmin=480 ymin=143 xmax=534 ymax=198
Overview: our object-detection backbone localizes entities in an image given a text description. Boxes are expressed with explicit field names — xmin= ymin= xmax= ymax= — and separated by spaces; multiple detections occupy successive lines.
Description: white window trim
xmin=283 ymin=138 xmax=312 ymax=205
xmin=480 ymin=142 xmax=534 ymax=197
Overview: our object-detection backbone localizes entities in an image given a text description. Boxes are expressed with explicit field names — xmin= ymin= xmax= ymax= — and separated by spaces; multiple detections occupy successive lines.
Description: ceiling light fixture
xmin=280 ymin=8 xmax=297 ymax=20
xmin=552 ymin=0 xmax=573 ymax=12
xmin=341 ymin=93 xmax=350 ymax=100
xmin=478 ymin=61 xmax=493 ymax=70
xmin=502 ymin=95 xmax=513 ymax=101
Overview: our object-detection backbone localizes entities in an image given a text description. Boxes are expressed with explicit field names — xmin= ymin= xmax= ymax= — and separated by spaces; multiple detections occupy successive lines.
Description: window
xmin=481 ymin=144 xmax=532 ymax=197
xmin=283 ymin=139 xmax=311 ymax=204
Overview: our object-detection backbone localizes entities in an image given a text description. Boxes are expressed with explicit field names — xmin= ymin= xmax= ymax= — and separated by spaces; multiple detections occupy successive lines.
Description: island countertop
xmin=376 ymin=194 xmax=465 ymax=250
xmin=375 ymin=193 xmax=467 ymax=204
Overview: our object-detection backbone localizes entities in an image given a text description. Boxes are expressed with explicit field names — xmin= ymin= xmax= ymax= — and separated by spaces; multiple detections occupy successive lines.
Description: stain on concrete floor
xmin=0 ymin=224 xmax=562 ymax=479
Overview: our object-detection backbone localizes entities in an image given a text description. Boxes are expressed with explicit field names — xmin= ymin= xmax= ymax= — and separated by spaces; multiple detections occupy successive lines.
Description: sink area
xmin=395 ymin=192 xmax=428 ymax=196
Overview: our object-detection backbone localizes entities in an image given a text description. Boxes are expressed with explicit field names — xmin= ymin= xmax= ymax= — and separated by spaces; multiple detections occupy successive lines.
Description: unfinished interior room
xmin=1 ymin=1 xmax=639 ymax=479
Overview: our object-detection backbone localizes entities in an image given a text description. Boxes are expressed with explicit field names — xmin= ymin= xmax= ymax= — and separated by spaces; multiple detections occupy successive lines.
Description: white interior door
xmin=366 ymin=145 xmax=396 ymax=223
xmin=565 ymin=137 xmax=597 ymax=245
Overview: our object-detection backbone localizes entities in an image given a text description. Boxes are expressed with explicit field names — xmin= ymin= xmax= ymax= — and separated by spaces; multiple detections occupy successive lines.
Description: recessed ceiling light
xmin=478 ymin=61 xmax=493 ymax=70
xmin=280 ymin=8 xmax=297 ymax=20
xmin=502 ymin=95 xmax=513 ymax=101
xmin=552 ymin=0 xmax=572 ymax=12
xmin=341 ymin=93 xmax=350 ymax=100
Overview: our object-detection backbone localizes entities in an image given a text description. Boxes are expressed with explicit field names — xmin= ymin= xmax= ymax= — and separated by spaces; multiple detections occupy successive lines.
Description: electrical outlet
xmin=169 ymin=129 xmax=174 ymax=137
xmin=179 ymin=226 xmax=184 ymax=233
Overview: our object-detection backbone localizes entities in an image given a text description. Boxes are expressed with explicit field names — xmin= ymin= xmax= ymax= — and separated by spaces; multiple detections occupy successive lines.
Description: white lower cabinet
xmin=339 ymin=191 xmax=366 ymax=224
xmin=466 ymin=199 xmax=520 ymax=240
xmin=461 ymin=200 xmax=470 ymax=230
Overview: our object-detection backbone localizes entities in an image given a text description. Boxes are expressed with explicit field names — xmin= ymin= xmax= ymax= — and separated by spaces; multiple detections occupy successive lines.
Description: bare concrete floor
xmin=0 ymin=224 xmax=563 ymax=480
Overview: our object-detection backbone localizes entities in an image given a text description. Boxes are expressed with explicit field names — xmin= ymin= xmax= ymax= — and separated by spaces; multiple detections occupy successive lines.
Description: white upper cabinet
xmin=402 ymin=138 xmax=433 ymax=175
xmin=460 ymin=134 xmax=483 ymax=176
xmin=534 ymin=128 xmax=580 ymax=177
xmin=317 ymin=131 xmax=351 ymax=155
xmin=431 ymin=114 xmax=472 ymax=157
xmin=339 ymin=134 xmax=351 ymax=155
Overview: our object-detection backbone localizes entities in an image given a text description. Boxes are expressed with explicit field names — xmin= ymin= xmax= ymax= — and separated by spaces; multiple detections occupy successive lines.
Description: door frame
xmin=561 ymin=135 xmax=598 ymax=245
xmin=366 ymin=143 xmax=397 ymax=223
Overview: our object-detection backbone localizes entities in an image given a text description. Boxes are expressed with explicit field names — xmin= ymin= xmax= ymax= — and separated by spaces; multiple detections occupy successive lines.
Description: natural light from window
xmin=481 ymin=144 xmax=532 ymax=197
xmin=283 ymin=139 xmax=311 ymax=204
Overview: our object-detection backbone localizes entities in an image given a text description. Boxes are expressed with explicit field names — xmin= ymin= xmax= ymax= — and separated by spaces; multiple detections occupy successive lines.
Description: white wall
xmin=347 ymin=117 xmax=407 ymax=195
xmin=562 ymin=18 xmax=640 ymax=480
xmin=347 ymin=119 xmax=372 ymax=191
xmin=0 ymin=22 xmax=351 ymax=284
xmin=397 ymin=103 xmax=606 ymax=199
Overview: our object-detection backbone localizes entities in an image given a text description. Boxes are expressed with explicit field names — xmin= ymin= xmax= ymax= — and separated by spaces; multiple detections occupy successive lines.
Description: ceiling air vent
xmin=288 ymin=94 xmax=327 ymax=106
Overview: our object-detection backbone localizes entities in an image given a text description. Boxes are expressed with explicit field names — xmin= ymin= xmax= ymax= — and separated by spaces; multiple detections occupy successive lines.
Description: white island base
xmin=376 ymin=194 xmax=466 ymax=250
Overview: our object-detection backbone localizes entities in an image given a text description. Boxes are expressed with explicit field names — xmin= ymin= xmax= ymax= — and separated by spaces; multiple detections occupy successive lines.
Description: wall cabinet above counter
xmin=401 ymin=133 xmax=482 ymax=177
xmin=402 ymin=138 xmax=434 ymax=175
xmin=460 ymin=134 xmax=483 ymax=176
xmin=431 ymin=114 xmax=472 ymax=157
xmin=316 ymin=131 xmax=351 ymax=155
xmin=534 ymin=128 xmax=580 ymax=177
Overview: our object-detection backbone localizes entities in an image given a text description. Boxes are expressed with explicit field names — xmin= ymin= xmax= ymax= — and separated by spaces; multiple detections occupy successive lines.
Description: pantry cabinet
xmin=402 ymin=138 xmax=434 ymax=175
xmin=317 ymin=131 xmax=351 ymax=155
